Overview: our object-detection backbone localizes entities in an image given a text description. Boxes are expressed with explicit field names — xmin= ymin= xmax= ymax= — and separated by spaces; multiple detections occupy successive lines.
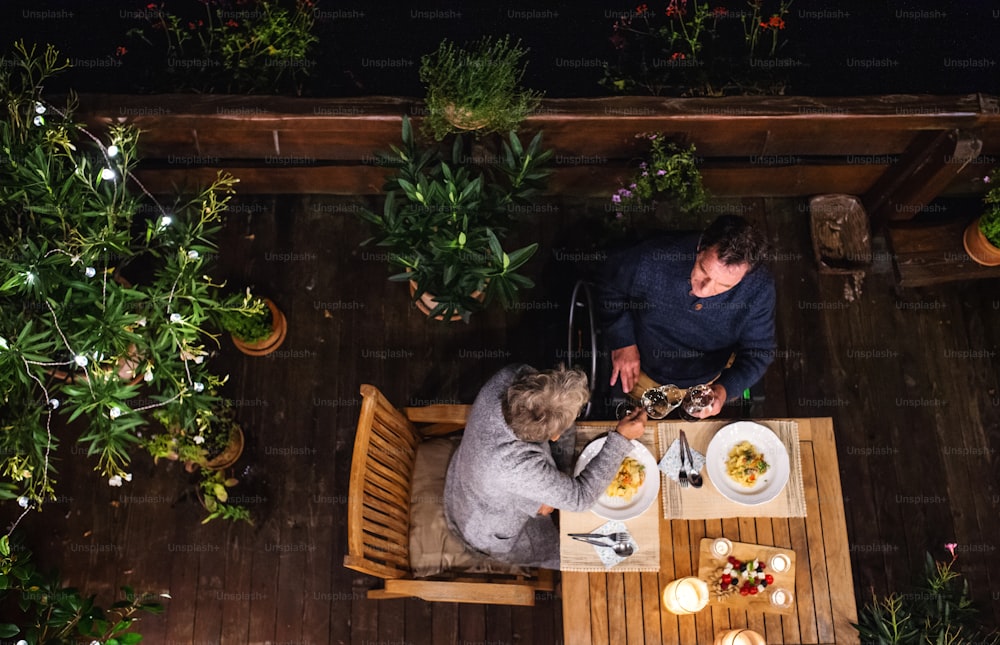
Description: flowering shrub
xmin=602 ymin=0 xmax=796 ymax=96
xmin=126 ymin=0 xmax=319 ymax=93
xmin=610 ymin=133 xmax=707 ymax=234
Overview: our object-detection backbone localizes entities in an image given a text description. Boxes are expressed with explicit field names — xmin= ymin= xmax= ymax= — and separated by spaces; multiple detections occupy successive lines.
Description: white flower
xmin=109 ymin=406 xmax=121 ymax=420
xmin=74 ymin=354 xmax=89 ymax=367
xmin=17 ymin=496 xmax=29 ymax=508
xmin=85 ymin=266 xmax=96 ymax=278
xmin=0 ymin=336 xmax=8 ymax=350
xmin=135 ymin=317 xmax=147 ymax=327
xmin=108 ymin=475 xmax=122 ymax=487
xmin=48 ymin=398 xmax=60 ymax=409
xmin=169 ymin=313 xmax=182 ymax=323
xmin=187 ymin=250 xmax=200 ymax=259
xmin=100 ymin=168 xmax=116 ymax=181
xmin=17 ymin=639 xmax=29 ymax=645
xmin=34 ymin=102 xmax=46 ymax=114
xmin=193 ymin=435 xmax=205 ymax=445
xmin=193 ymin=382 xmax=205 ymax=393
xmin=107 ymin=144 xmax=119 ymax=158
xmin=194 ymin=355 xmax=204 ymax=364
xmin=143 ymin=369 xmax=154 ymax=382
xmin=33 ymin=115 xmax=44 ymax=127
xmin=124 ymin=473 xmax=132 ymax=482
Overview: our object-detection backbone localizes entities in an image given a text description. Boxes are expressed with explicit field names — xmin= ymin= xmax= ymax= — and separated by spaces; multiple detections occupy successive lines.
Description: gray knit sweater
xmin=443 ymin=365 xmax=634 ymax=569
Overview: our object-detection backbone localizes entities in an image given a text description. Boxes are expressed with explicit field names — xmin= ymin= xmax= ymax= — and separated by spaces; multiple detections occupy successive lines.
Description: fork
xmin=568 ymin=532 xmax=630 ymax=543
xmin=677 ymin=437 xmax=690 ymax=488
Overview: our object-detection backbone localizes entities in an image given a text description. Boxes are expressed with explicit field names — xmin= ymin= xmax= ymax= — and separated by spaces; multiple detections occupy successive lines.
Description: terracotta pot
xmin=443 ymin=103 xmax=489 ymax=131
xmin=963 ymin=218 xmax=1000 ymax=266
xmin=204 ymin=425 xmax=245 ymax=471
xmin=408 ymin=280 xmax=484 ymax=322
xmin=231 ymin=298 xmax=287 ymax=356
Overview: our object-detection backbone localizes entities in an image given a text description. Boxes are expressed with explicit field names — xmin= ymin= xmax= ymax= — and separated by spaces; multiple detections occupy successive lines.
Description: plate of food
xmin=573 ymin=437 xmax=660 ymax=520
xmin=705 ymin=422 xmax=789 ymax=506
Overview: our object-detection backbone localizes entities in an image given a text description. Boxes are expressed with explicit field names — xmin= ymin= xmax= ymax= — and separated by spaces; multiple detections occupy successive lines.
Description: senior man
xmin=598 ymin=215 xmax=776 ymax=418
xmin=444 ymin=364 xmax=646 ymax=569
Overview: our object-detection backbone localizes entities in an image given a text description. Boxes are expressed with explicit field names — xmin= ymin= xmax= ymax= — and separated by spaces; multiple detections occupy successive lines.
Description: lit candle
xmin=712 ymin=537 xmax=733 ymax=559
xmin=714 ymin=629 xmax=766 ymax=645
xmin=662 ymin=577 xmax=709 ymax=614
xmin=769 ymin=587 xmax=794 ymax=609
xmin=769 ymin=553 xmax=790 ymax=573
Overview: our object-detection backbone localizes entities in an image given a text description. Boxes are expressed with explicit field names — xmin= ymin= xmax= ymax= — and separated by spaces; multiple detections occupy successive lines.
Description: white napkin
xmin=583 ymin=520 xmax=638 ymax=568
xmin=659 ymin=438 xmax=705 ymax=482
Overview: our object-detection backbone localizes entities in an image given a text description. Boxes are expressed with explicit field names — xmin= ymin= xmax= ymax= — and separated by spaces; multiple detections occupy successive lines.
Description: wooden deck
xmin=2 ymin=195 xmax=998 ymax=643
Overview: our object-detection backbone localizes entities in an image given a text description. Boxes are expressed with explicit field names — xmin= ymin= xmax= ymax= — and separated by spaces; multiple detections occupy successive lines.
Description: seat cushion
xmin=409 ymin=437 xmax=530 ymax=578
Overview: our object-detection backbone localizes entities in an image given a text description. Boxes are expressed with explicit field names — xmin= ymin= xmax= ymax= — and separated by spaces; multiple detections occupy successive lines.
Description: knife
xmin=567 ymin=532 xmax=612 ymax=539
xmin=570 ymin=535 xmax=613 ymax=547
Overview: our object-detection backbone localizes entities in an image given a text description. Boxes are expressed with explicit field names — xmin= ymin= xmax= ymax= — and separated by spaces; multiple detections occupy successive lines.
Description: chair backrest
xmin=343 ymin=384 xmax=421 ymax=580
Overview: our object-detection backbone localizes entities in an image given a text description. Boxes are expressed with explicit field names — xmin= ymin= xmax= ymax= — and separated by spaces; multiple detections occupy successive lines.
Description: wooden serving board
xmin=697 ymin=538 xmax=797 ymax=615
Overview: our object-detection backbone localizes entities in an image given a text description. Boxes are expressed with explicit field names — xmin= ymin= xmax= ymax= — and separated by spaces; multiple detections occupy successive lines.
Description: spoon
xmin=612 ymin=541 xmax=634 ymax=558
xmin=679 ymin=430 xmax=703 ymax=488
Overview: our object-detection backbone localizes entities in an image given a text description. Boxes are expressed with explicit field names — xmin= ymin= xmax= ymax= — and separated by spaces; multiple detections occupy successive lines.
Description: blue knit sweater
xmin=598 ymin=233 xmax=776 ymax=398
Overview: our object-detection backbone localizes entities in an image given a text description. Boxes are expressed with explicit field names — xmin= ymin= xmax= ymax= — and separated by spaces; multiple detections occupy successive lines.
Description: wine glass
xmin=680 ymin=384 xmax=715 ymax=420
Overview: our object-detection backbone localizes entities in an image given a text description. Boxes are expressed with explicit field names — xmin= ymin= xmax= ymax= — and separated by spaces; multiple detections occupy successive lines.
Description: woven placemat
xmin=560 ymin=426 xmax=660 ymax=572
xmin=659 ymin=420 xmax=807 ymax=519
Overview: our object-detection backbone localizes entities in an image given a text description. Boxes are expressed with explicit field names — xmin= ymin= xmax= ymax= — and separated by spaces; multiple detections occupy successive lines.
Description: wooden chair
xmin=343 ymin=384 xmax=555 ymax=606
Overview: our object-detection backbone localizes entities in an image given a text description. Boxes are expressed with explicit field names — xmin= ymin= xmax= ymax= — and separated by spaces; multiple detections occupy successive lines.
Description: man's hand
xmin=692 ymin=383 xmax=727 ymax=419
xmin=615 ymin=407 xmax=647 ymax=440
xmin=537 ymin=504 xmax=555 ymax=516
xmin=610 ymin=345 xmax=641 ymax=394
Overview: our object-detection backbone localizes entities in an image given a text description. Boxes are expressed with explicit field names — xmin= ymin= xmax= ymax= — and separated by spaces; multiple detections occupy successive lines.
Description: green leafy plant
xmin=0 ymin=42 xmax=259 ymax=518
xmin=601 ymin=0 xmax=795 ymax=96
xmin=853 ymin=544 xmax=1000 ymax=645
xmin=358 ymin=116 xmax=553 ymax=322
xmin=0 ymin=534 xmax=165 ymax=644
xmin=198 ymin=468 xmax=252 ymax=524
xmin=420 ymin=35 xmax=543 ymax=141
xmin=979 ymin=170 xmax=1000 ymax=246
xmin=126 ymin=0 xmax=319 ymax=94
xmin=610 ymin=133 xmax=707 ymax=235
xmin=216 ymin=288 xmax=272 ymax=343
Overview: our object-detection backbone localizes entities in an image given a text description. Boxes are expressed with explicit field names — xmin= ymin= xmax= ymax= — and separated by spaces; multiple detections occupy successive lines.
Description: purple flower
xmin=629 ymin=183 xmax=637 ymax=189
xmin=640 ymin=162 xmax=648 ymax=170
xmin=945 ymin=542 xmax=957 ymax=559
xmin=612 ymin=194 xmax=622 ymax=203
xmin=657 ymin=169 xmax=667 ymax=176
xmin=622 ymin=190 xmax=633 ymax=198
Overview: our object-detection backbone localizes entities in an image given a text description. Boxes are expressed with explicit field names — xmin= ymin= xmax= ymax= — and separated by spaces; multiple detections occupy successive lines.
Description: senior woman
xmin=444 ymin=364 xmax=646 ymax=569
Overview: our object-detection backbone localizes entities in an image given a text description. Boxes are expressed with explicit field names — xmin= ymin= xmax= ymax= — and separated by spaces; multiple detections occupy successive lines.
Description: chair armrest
xmin=381 ymin=579 xmax=537 ymax=606
xmin=404 ymin=404 xmax=471 ymax=425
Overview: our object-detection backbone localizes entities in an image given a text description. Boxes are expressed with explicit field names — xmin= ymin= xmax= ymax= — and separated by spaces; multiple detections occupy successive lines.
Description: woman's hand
xmin=537 ymin=504 xmax=555 ymax=516
xmin=615 ymin=407 xmax=647 ymax=440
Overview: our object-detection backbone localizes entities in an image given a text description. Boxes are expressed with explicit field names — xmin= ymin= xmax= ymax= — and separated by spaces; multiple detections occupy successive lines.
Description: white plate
xmin=573 ymin=437 xmax=660 ymax=521
xmin=705 ymin=421 xmax=790 ymax=506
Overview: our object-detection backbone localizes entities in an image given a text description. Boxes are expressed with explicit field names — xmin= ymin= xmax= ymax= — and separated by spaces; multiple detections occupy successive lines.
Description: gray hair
xmin=502 ymin=365 xmax=590 ymax=442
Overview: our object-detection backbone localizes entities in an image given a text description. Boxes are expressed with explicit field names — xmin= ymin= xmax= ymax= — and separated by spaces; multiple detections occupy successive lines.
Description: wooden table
xmin=561 ymin=418 xmax=858 ymax=645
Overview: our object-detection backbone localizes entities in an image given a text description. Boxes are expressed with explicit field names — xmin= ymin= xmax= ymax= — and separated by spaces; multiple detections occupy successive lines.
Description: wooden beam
xmin=864 ymin=129 xmax=983 ymax=227
xmin=885 ymin=218 xmax=1000 ymax=286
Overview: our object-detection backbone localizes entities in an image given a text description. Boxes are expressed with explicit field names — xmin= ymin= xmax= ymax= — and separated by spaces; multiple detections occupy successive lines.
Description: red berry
xmin=722 ymin=574 xmax=731 ymax=584
xmin=739 ymin=587 xmax=749 ymax=596
xmin=749 ymin=587 xmax=758 ymax=595
xmin=765 ymin=574 xmax=774 ymax=584
xmin=728 ymin=556 xmax=738 ymax=565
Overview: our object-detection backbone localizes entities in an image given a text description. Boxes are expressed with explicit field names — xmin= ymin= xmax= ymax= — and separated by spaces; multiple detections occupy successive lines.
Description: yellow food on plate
xmin=605 ymin=456 xmax=646 ymax=501
xmin=726 ymin=441 xmax=770 ymax=487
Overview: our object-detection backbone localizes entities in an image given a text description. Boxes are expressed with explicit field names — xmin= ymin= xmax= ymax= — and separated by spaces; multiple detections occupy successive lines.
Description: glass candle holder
xmin=768 ymin=552 xmax=791 ymax=573
xmin=661 ymin=577 xmax=709 ymax=615
xmin=714 ymin=629 xmax=766 ymax=645
xmin=711 ymin=537 xmax=733 ymax=559
xmin=769 ymin=587 xmax=794 ymax=609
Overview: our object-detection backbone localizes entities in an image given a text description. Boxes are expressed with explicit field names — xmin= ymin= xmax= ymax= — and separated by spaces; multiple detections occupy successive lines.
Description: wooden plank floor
xmin=2 ymin=195 xmax=998 ymax=642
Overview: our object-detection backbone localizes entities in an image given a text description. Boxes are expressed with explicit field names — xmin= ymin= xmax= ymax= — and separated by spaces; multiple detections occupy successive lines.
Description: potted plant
xmin=609 ymin=133 xmax=708 ymax=238
xmin=419 ymin=35 xmax=543 ymax=141
xmin=0 ymin=42 xmax=261 ymax=514
xmin=853 ymin=544 xmax=1000 ymax=644
xmin=358 ymin=116 xmax=553 ymax=322
xmin=216 ymin=288 xmax=288 ymax=356
xmin=963 ymin=169 xmax=1000 ymax=266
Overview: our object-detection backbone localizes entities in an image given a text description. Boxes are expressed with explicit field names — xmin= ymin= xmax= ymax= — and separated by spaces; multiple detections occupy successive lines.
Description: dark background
xmin=2 ymin=0 xmax=998 ymax=97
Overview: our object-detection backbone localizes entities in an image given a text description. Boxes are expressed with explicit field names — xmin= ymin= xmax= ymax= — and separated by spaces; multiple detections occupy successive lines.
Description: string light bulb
xmin=84 ymin=267 xmax=96 ymax=278
xmin=74 ymin=354 xmax=88 ymax=367
xmin=107 ymin=144 xmax=119 ymax=158
xmin=34 ymin=102 xmax=46 ymax=114
xmin=100 ymin=168 xmax=116 ymax=181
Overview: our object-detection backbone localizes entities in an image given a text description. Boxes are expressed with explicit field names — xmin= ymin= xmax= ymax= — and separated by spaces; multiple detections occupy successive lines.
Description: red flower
xmin=226 ymin=19 xmax=239 ymax=27
xmin=713 ymin=6 xmax=728 ymax=16
xmin=636 ymin=3 xmax=649 ymax=14
xmin=670 ymin=52 xmax=686 ymax=60
xmin=759 ymin=20 xmax=768 ymax=29
xmin=115 ymin=46 xmax=128 ymax=57
xmin=188 ymin=21 xmax=196 ymax=29
xmin=146 ymin=2 xmax=157 ymax=8
xmin=768 ymin=15 xmax=786 ymax=29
